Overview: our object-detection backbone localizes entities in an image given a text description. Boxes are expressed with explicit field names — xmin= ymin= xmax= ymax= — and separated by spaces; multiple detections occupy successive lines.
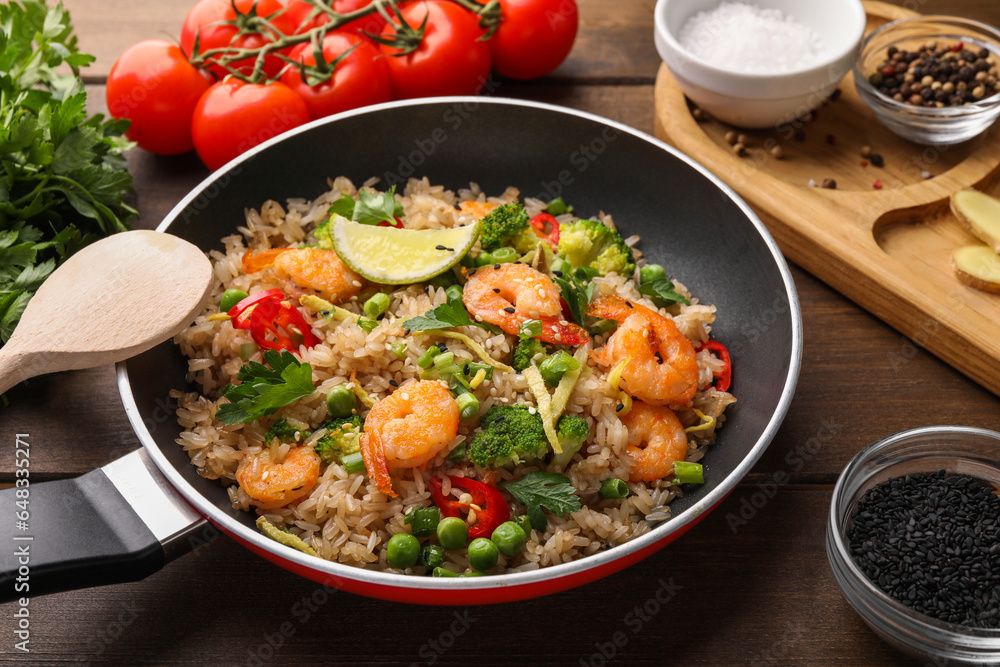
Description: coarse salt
xmin=678 ymin=2 xmax=826 ymax=74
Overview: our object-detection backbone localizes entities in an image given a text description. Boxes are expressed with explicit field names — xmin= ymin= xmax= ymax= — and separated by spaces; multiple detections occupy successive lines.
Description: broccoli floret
xmin=314 ymin=217 xmax=335 ymax=250
xmin=265 ymin=418 xmax=311 ymax=444
xmin=479 ymin=203 xmax=537 ymax=254
xmin=550 ymin=414 xmax=590 ymax=471
xmin=468 ymin=405 xmax=549 ymax=468
xmin=556 ymin=219 xmax=636 ymax=277
xmin=511 ymin=337 xmax=546 ymax=373
xmin=314 ymin=415 xmax=363 ymax=465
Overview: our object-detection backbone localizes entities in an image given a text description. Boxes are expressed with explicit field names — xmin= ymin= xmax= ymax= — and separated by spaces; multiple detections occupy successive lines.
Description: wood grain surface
xmin=2 ymin=0 xmax=999 ymax=665
xmin=654 ymin=1 xmax=1000 ymax=399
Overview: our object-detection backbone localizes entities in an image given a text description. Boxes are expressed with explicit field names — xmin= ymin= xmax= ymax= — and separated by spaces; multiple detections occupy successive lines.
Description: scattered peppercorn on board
xmin=654 ymin=0 xmax=1000 ymax=398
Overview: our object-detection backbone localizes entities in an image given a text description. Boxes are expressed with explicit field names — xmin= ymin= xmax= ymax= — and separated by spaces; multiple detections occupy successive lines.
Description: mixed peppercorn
xmin=869 ymin=40 xmax=999 ymax=107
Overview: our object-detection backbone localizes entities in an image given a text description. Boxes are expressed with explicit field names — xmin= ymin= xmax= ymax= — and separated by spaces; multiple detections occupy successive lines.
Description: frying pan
xmin=0 ymin=98 xmax=801 ymax=605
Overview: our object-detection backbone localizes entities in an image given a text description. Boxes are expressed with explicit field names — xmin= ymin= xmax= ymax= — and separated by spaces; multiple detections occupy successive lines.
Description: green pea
xmin=490 ymin=521 xmax=527 ymax=558
xmin=419 ymin=544 xmax=445 ymax=569
xmin=325 ymin=385 xmax=356 ymax=418
xmin=467 ymin=537 xmax=499 ymax=571
xmin=445 ymin=284 xmax=464 ymax=302
xmin=404 ymin=506 xmax=441 ymax=538
xmin=220 ymin=288 xmax=248 ymax=313
xmin=432 ymin=566 xmax=460 ymax=577
xmin=386 ymin=533 xmax=420 ymax=569
xmin=363 ymin=292 xmax=390 ymax=318
xmin=475 ymin=251 xmax=495 ymax=267
xmin=490 ymin=247 xmax=517 ymax=264
xmin=515 ymin=515 xmax=533 ymax=537
xmin=640 ymin=264 xmax=667 ymax=284
xmin=436 ymin=516 xmax=469 ymax=550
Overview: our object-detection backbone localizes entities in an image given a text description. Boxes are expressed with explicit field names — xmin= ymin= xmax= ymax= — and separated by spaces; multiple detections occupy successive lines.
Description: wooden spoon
xmin=0 ymin=230 xmax=214 ymax=395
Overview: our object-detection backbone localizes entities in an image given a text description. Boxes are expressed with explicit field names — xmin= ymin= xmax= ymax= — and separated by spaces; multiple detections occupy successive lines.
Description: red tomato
xmin=190 ymin=79 xmax=311 ymax=170
xmin=283 ymin=0 xmax=387 ymax=37
xmin=180 ymin=0 xmax=298 ymax=79
xmin=106 ymin=40 xmax=212 ymax=155
xmin=378 ymin=0 xmax=491 ymax=99
xmin=280 ymin=31 xmax=391 ymax=118
xmin=489 ymin=0 xmax=578 ymax=80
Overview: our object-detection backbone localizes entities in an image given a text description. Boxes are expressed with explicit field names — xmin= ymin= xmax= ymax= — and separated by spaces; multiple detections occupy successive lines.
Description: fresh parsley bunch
xmin=0 ymin=0 xmax=135 ymax=342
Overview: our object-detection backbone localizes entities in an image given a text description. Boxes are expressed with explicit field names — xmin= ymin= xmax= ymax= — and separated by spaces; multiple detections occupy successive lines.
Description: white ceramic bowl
xmin=654 ymin=0 xmax=867 ymax=128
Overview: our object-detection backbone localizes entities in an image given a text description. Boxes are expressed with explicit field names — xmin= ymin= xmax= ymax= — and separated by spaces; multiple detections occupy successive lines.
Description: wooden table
xmin=3 ymin=0 xmax=999 ymax=664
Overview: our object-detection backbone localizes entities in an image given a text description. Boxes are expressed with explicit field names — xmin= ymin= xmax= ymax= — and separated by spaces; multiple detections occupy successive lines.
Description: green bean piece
xmin=455 ymin=392 xmax=480 ymax=420
xmin=363 ymin=292 xmax=391 ymax=319
xmin=325 ymin=385 xmax=357 ymax=418
xmin=341 ymin=452 xmax=366 ymax=475
xmin=599 ymin=478 xmax=629 ymax=499
xmin=417 ymin=346 xmax=442 ymax=368
xmin=539 ymin=350 xmax=583 ymax=386
xmin=419 ymin=545 xmax=445 ymax=569
xmin=432 ymin=566 xmax=460 ymax=577
xmin=550 ymin=256 xmax=572 ymax=276
xmin=673 ymin=461 xmax=704 ymax=484
xmin=404 ymin=506 xmax=441 ymax=538
xmin=390 ymin=341 xmax=408 ymax=359
xmin=432 ymin=351 xmax=456 ymax=368
xmin=490 ymin=247 xmax=517 ymax=264
xmin=515 ymin=515 xmax=533 ymax=537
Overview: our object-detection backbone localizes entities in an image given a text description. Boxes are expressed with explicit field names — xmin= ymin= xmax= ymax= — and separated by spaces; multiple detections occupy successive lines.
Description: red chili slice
xmin=696 ymin=339 xmax=732 ymax=392
xmin=429 ymin=475 xmax=510 ymax=539
xmin=228 ymin=289 xmax=319 ymax=353
xmin=529 ymin=213 xmax=560 ymax=249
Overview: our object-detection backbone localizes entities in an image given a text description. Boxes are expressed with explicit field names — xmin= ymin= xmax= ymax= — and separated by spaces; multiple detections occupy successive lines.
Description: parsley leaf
xmin=501 ymin=471 xmax=582 ymax=532
xmin=326 ymin=194 xmax=355 ymax=219
xmin=216 ymin=350 xmax=316 ymax=425
xmin=0 ymin=1 xmax=134 ymax=347
xmin=638 ymin=278 xmax=690 ymax=308
xmin=553 ymin=274 xmax=594 ymax=327
xmin=353 ymin=186 xmax=404 ymax=226
xmin=402 ymin=297 xmax=499 ymax=334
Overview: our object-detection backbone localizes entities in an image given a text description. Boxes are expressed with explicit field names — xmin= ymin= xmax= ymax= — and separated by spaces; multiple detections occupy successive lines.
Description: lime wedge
xmin=329 ymin=215 xmax=481 ymax=285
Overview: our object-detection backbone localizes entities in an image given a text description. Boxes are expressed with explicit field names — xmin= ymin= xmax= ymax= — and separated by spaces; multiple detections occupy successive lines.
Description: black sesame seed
xmin=616 ymin=404 xmax=624 ymax=412
xmin=625 ymin=301 xmax=633 ymax=308
xmin=435 ymin=245 xmax=447 ymax=250
xmin=504 ymin=307 xmax=516 ymax=314
xmin=436 ymin=342 xmax=447 ymax=351
xmin=463 ymin=364 xmax=470 ymax=375
xmin=552 ymin=270 xmax=563 ymax=277
xmin=847 ymin=470 xmax=1000 ymax=628
xmin=493 ymin=288 xmax=501 ymax=293
xmin=403 ymin=329 xmax=411 ymax=336
xmin=389 ymin=379 xmax=398 ymax=387
xmin=494 ymin=264 xmax=501 ymax=270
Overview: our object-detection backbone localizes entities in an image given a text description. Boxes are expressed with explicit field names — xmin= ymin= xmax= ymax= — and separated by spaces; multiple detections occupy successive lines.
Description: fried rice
xmin=171 ymin=176 xmax=736 ymax=575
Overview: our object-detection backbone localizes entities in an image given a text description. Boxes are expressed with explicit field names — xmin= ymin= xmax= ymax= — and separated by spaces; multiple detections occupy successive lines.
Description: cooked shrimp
xmin=242 ymin=248 xmax=363 ymax=304
xmin=458 ymin=200 xmax=500 ymax=219
xmin=621 ymin=401 xmax=689 ymax=482
xmin=360 ymin=380 xmax=459 ymax=497
xmin=588 ymin=294 xmax=698 ymax=409
xmin=236 ymin=445 xmax=321 ymax=509
xmin=463 ymin=263 xmax=588 ymax=346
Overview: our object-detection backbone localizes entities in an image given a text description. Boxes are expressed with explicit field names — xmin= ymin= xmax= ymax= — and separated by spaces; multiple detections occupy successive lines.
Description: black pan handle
xmin=0 ymin=448 xmax=209 ymax=601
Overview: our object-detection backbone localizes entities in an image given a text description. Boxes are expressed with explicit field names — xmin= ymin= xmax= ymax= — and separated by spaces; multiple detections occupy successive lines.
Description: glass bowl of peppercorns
xmin=854 ymin=16 xmax=1000 ymax=145
xmin=827 ymin=426 xmax=1000 ymax=664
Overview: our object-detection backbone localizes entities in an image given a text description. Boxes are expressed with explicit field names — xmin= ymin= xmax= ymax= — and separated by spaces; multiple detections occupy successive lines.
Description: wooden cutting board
xmin=654 ymin=0 xmax=1000 ymax=397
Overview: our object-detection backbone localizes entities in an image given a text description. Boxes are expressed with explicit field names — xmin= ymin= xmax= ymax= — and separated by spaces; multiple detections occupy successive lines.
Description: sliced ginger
xmin=952 ymin=245 xmax=1000 ymax=294
xmin=951 ymin=189 xmax=1000 ymax=254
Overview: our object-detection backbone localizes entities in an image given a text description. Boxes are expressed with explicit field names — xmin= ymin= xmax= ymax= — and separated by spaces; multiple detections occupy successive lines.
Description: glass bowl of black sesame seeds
xmin=827 ymin=426 xmax=1000 ymax=664
xmin=853 ymin=16 xmax=1000 ymax=145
